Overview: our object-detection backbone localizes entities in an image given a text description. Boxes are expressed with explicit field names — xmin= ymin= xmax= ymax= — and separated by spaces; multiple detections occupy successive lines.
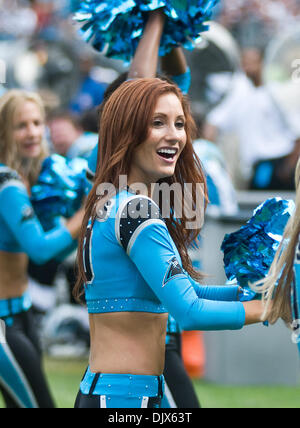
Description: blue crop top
xmin=83 ymin=189 xmax=246 ymax=331
xmin=0 ymin=164 xmax=75 ymax=264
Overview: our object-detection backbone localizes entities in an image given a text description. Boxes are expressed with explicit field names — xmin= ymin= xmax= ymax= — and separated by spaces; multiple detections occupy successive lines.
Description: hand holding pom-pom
xmin=221 ymin=198 xmax=295 ymax=296
xmin=31 ymin=155 xmax=87 ymax=231
xmin=73 ymin=0 xmax=219 ymax=63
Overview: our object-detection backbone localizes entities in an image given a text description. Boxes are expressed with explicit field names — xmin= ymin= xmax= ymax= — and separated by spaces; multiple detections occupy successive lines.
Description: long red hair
xmin=74 ymin=78 xmax=208 ymax=301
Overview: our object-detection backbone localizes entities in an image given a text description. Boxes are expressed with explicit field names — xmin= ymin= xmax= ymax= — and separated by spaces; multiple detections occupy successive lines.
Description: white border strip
xmin=141 ymin=396 xmax=149 ymax=408
xmin=100 ymin=395 xmax=107 ymax=408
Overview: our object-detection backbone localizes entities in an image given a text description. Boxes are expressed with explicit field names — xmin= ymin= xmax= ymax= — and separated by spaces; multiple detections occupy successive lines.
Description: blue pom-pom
xmin=31 ymin=155 xmax=87 ymax=231
xmin=73 ymin=0 xmax=219 ymax=62
xmin=221 ymin=198 xmax=295 ymax=293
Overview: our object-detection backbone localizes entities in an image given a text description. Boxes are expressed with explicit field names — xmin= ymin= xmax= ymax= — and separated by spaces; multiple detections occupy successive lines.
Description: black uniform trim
xmin=0 ymin=167 xmax=22 ymax=192
xmin=118 ymin=196 xmax=164 ymax=253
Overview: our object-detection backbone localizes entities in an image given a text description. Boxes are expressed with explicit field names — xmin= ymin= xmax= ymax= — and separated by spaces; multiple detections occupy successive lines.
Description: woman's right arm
xmin=242 ymin=300 xmax=264 ymax=325
xmin=127 ymin=8 xmax=165 ymax=79
xmin=0 ymin=172 xmax=83 ymax=265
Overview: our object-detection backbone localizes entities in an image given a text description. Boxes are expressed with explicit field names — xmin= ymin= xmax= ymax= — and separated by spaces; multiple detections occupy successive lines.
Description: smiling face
xmin=13 ymin=100 xmax=45 ymax=160
xmin=129 ymin=92 xmax=187 ymax=186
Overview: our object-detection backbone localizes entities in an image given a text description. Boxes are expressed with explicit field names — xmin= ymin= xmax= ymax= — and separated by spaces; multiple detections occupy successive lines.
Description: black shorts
xmin=0 ymin=308 xmax=55 ymax=408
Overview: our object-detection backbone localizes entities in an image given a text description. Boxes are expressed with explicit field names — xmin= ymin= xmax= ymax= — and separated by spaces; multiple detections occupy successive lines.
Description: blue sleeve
xmin=118 ymin=196 xmax=245 ymax=331
xmin=54 ymin=239 xmax=78 ymax=262
xmin=188 ymin=277 xmax=240 ymax=302
xmin=171 ymin=68 xmax=191 ymax=95
xmin=0 ymin=182 xmax=74 ymax=265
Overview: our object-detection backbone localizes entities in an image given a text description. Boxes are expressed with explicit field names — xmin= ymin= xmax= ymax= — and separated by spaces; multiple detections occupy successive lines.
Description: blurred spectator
xmin=0 ymin=0 xmax=37 ymax=39
xmin=48 ymin=111 xmax=97 ymax=160
xmin=28 ymin=0 xmax=75 ymax=40
xmin=30 ymin=0 xmax=55 ymax=33
xmin=217 ymin=0 xmax=300 ymax=49
xmin=80 ymin=107 xmax=99 ymax=134
xmin=203 ymin=47 xmax=299 ymax=190
xmin=69 ymin=53 xmax=108 ymax=115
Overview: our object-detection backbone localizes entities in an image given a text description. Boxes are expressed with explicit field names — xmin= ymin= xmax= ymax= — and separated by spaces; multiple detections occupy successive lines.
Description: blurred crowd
xmin=0 ymin=1 xmax=299 ymax=194
xmin=0 ymin=0 xmax=300 ymax=188
xmin=217 ymin=0 xmax=300 ymax=49
xmin=0 ymin=0 xmax=300 ymax=189
xmin=0 ymin=0 xmax=299 ymax=363
xmin=1 ymin=0 xmax=300 ymax=44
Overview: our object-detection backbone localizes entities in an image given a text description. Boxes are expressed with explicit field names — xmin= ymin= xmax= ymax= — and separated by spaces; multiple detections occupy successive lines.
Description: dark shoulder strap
xmin=116 ymin=195 xmax=165 ymax=254
xmin=0 ymin=166 xmax=23 ymax=193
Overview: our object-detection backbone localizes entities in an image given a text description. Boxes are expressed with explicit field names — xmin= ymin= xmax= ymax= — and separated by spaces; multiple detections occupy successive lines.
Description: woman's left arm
xmin=0 ymin=177 xmax=75 ymax=265
xmin=187 ymin=279 xmax=241 ymax=302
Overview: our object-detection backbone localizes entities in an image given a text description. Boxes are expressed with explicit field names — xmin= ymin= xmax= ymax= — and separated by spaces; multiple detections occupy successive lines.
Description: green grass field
xmin=1 ymin=357 xmax=299 ymax=408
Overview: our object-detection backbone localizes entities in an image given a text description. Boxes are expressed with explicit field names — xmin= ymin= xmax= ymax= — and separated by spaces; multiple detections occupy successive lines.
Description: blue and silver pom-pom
xmin=73 ymin=0 xmax=219 ymax=62
xmin=221 ymin=198 xmax=295 ymax=297
xmin=31 ymin=155 xmax=87 ymax=231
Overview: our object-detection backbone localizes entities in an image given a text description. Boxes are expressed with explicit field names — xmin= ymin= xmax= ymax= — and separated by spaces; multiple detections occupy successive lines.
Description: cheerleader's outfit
xmin=75 ymin=189 xmax=246 ymax=408
xmin=0 ymin=164 xmax=75 ymax=408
